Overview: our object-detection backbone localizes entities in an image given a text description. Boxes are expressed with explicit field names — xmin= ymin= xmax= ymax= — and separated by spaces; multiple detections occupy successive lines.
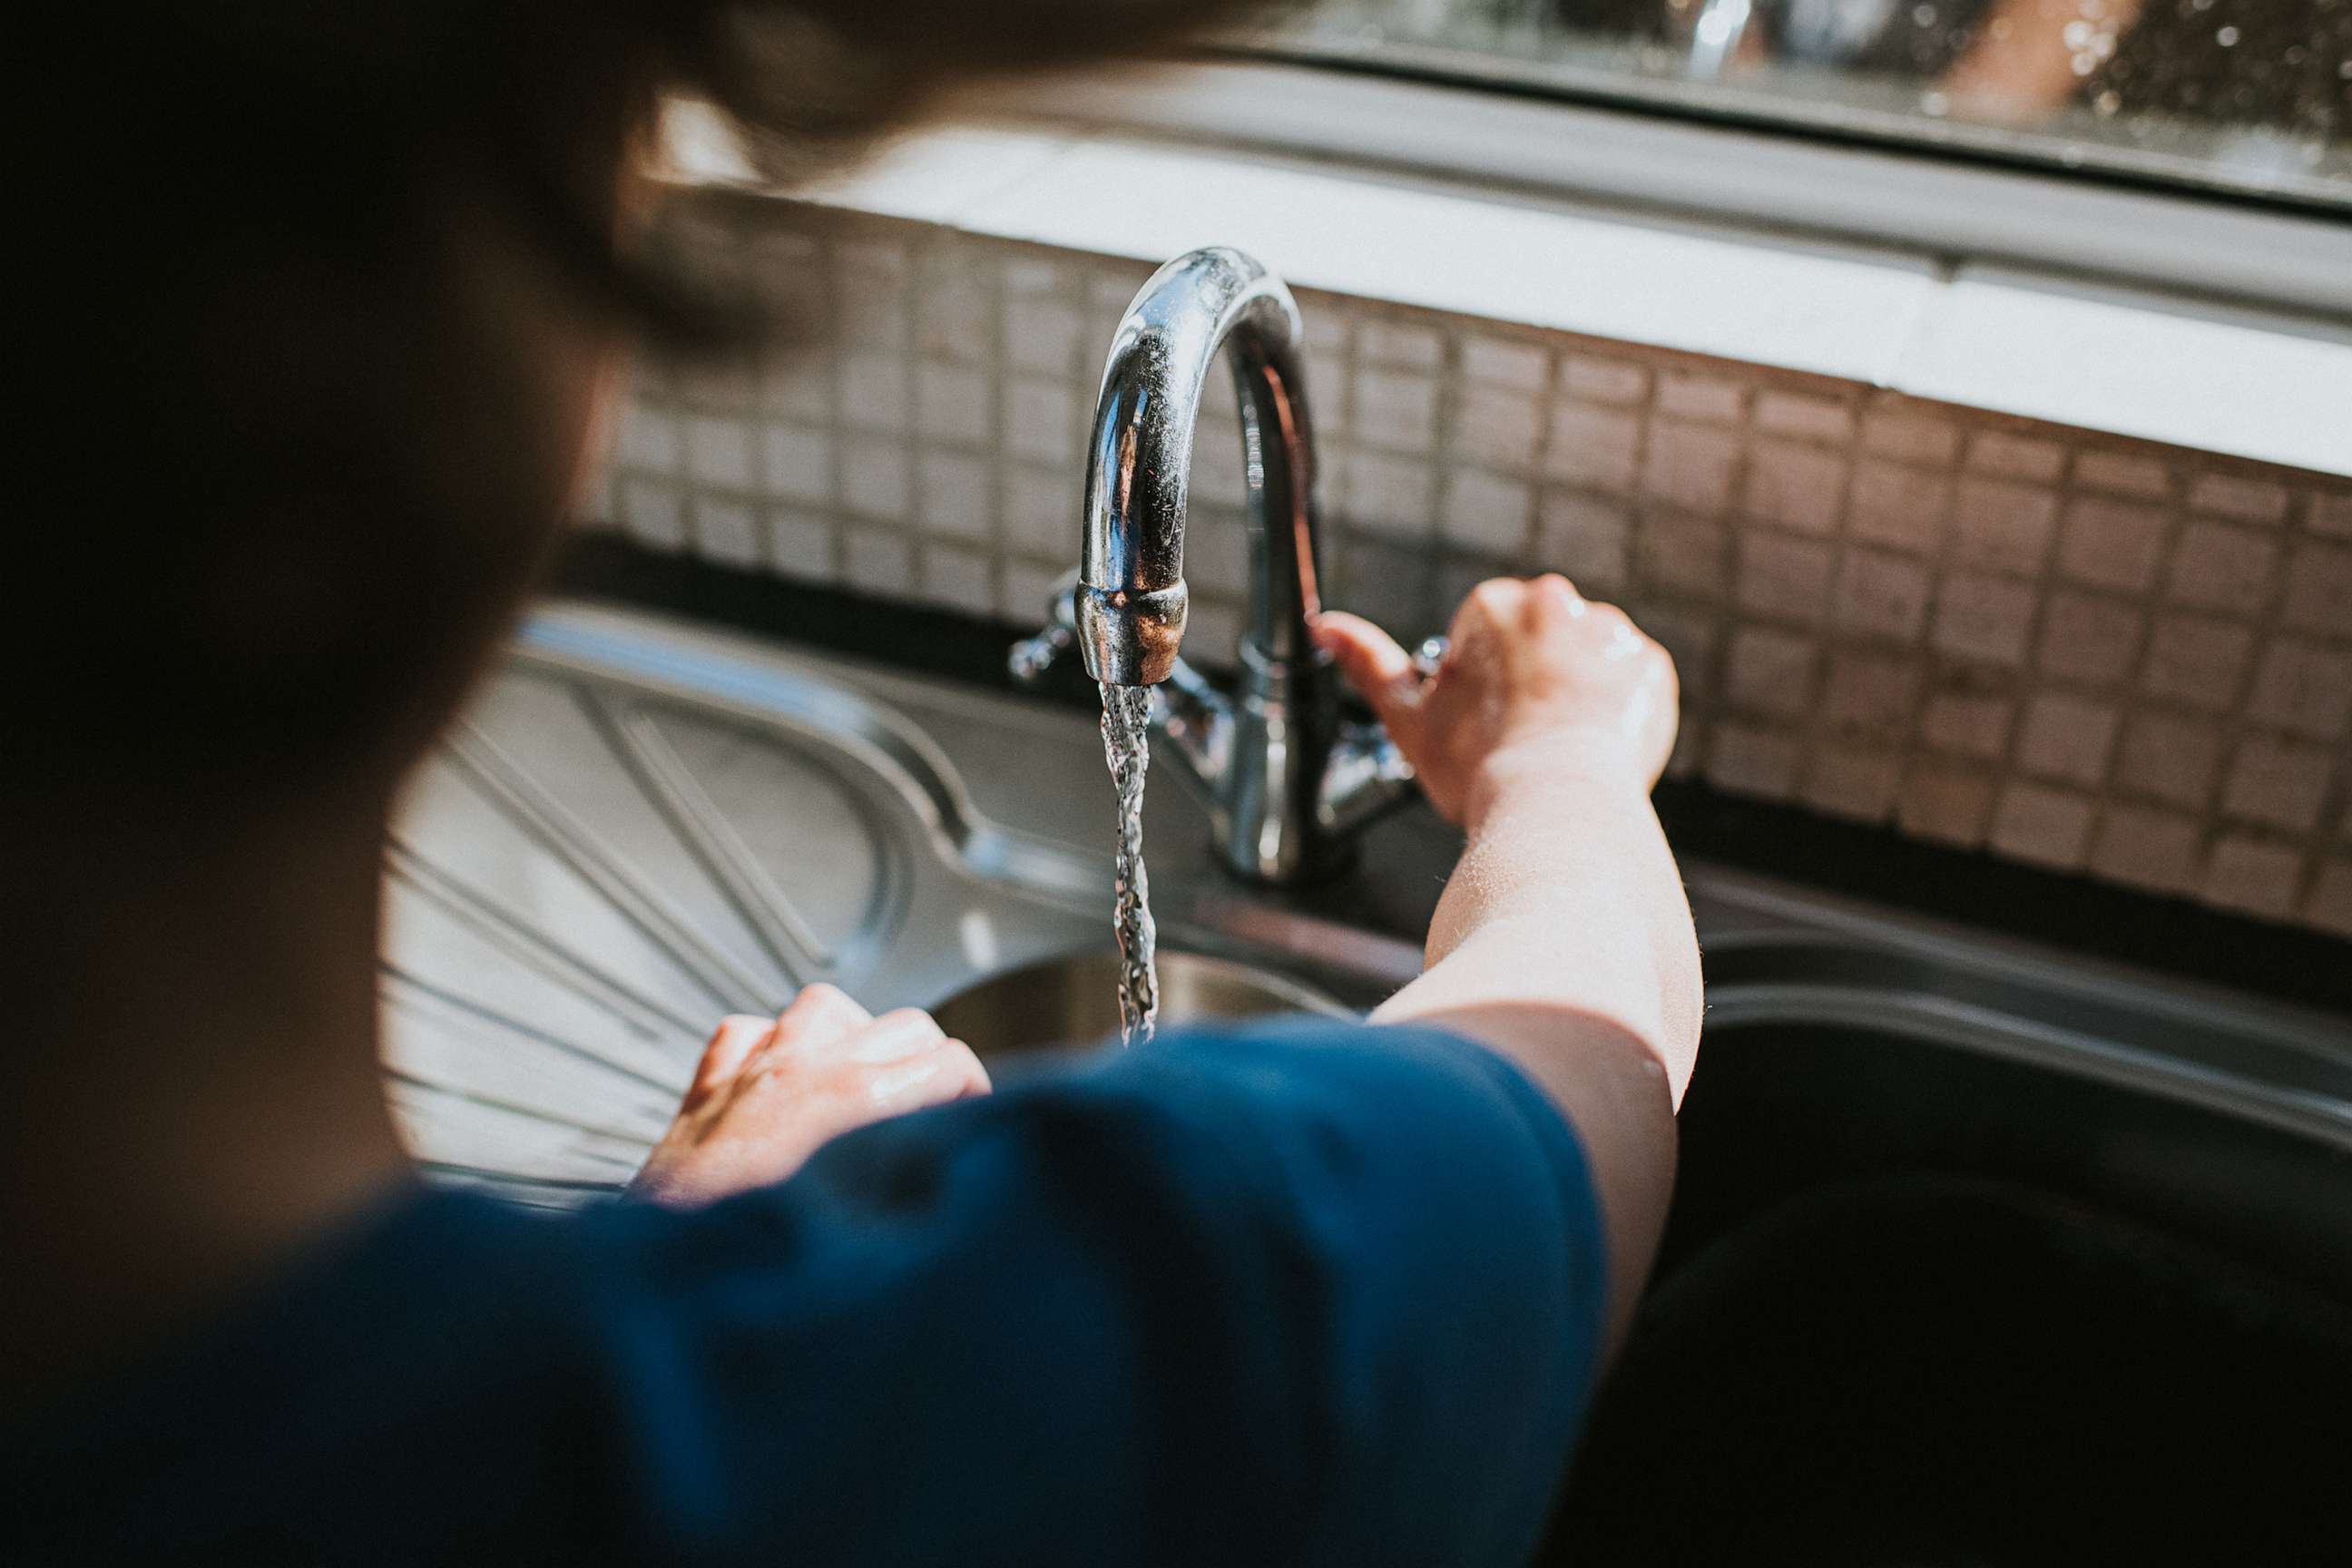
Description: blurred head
xmin=6 ymin=1 xmax=1261 ymax=825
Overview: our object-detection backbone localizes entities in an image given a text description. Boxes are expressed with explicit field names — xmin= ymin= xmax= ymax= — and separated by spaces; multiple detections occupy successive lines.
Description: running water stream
xmin=1098 ymin=682 xmax=1159 ymax=1044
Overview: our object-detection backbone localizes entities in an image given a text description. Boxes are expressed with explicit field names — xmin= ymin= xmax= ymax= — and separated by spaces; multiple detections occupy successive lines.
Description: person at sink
xmin=2 ymin=5 xmax=1700 ymax=1563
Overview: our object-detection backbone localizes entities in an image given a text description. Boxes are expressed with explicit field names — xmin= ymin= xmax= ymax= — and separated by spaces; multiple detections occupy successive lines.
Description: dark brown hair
xmin=6 ymin=2 xmax=1265 ymax=809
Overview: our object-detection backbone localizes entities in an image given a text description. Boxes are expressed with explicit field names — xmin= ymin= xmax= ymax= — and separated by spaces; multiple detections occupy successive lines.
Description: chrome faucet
xmin=1011 ymin=247 xmax=1416 ymax=886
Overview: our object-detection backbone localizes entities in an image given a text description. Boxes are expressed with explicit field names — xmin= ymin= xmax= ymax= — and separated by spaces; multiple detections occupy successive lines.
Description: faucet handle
xmin=1007 ymin=572 xmax=1083 ymax=686
xmin=1318 ymin=720 xmax=1419 ymax=838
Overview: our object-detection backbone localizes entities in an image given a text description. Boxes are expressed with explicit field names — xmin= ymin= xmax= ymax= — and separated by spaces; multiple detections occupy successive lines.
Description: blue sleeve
xmin=571 ymin=1017 xmax=1610 ymax=1566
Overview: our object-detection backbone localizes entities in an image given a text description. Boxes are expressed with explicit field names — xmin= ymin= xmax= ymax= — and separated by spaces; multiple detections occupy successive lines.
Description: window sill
xmin=672 ymin=71 xmax=2352 ymax=478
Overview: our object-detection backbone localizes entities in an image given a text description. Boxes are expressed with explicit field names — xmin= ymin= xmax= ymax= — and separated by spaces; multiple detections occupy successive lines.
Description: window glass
xmin=1251 ymin=2 xmax=2351 ymax=208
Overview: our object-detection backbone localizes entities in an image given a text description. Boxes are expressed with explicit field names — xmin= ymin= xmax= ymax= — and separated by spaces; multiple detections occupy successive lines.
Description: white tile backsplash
xmin=610 ymin=196 xmax=2352 ymax=940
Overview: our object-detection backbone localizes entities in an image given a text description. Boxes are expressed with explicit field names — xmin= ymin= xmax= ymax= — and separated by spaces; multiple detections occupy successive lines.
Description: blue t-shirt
xmin=4 ymin=1019 xmax=1607 ymax=1564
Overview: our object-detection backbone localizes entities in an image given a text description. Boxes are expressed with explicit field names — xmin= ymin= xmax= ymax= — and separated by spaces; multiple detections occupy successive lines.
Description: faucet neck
xmin=1076 ymin=247 xmax=1320 ymax=687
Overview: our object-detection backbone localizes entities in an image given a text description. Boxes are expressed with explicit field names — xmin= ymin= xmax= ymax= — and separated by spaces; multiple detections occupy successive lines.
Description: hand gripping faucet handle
xmin=1007 ymin=571 xmax=1083 ymax=686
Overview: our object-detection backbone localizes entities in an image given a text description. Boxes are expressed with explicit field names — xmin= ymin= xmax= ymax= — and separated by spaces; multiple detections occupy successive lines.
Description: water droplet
xmin=2093 ymin=90 xmax=2122 ymax=116
xmin=1919 ymin=90 xmax=1951 ymax=117
xmin=2215 ymin=24 xmax=2239 ymax=44
xmin=1913 ymin=3 xmax=1937 ymax=25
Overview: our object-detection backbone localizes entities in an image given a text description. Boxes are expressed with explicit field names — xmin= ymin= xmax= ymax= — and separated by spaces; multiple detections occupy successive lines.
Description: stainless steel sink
xmin=384 ymin=600 xmax=2352 ymax=1239
xmin=933 ymin=950 xmax=1345 ymax=1059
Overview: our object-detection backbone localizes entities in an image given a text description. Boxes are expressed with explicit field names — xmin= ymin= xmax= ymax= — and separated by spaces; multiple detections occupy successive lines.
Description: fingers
xmin=847 ymin=1007 xmax=948 ymax=1062
xmin=686 ymin=1014 xmax=777 ymax=1108
xmin=862 ymin=1038 xmax=993 ymax=1112
xmin=1313 ymin=611 xmax=1425 ymax=730
xmin=765 ymin=983 xmax=871 ymax=1056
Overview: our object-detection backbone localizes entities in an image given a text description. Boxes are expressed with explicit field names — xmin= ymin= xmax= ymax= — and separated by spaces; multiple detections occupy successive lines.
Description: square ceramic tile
xmin=838 ymin=353 xmax=910 ymax=433
xmin=914 ymin=362 xmax=994 ymax=448
xmin=2246 ymin=638 xmax=2352 ymax=741
xmin=2220 ymin=736 xmax=2334 ymax=833
xmin=1921 ymin=687 xmax=2015 ymax=760
xmin=1733 ymin=532 xmax=1835 ymax=626
xmin=692 ymin=497 xmax=762 ymax=568
xmin=762 ymin=353 xmax=835 ymax=424
xmin=1655 ymin=373 xmax=1747 ymax=426
xmin=1001 ymin=464 xmax=1075 ymax=557
xmin=916 ymin=543 xmax=994 ymax=610
xmin=1931 ymin=573 xmax=2036 ymax=667
xmin=1454 ymin=383 xmax=1544 ymax=473
xmin=2140 ymin=613 xmax=2254 ymax=712
xmin=2164 ymin=520 xmax=2277 ymax=616
xmin=2281 ymin=542 xmax=2352 ymax=636
xmin=1185 ymin=503 xmax=1251 ymax=598
xmin=2056 ymin=495 xmax=2170 ymax=593
xmin=618 ymin=476 xmax=687 ymax=551
xmin=1707 ymin=722 xmax=1802 ymax=799
xmin=1800 ymin=746 xmax=1903 ymax=822
xmin=1948 ymin=477 xmax=2057 ymax=576
xmin=997 ymin=555 xmax=1063 ymax=622
xmin=916 ymin=450 xmax=993 ymax=541
xmin=1753 ymin=390 xmax=1853 ymax=445
xmin=686 ymin=415 xmax=757 ymax=492
xmin=1002 ymin=377 xmax=1077 ymax=466
xmin=2201 ymin=835 xmax=2303 ymax=920
xmin=1460 ymin=334 xmax=1549 ymax=392
xmin=2035 ymin=591 xmax=2144 ymax=689
xmin=1897 ymin=764 xmax=1994 ymax=847
xmin=1635 ymin=602 xmax=1722 ymax=702
xmin=1543 ymin=404 xmax=1641 ymax=495
xmin=1989 ymin=781 xmax=2095 ymax=870
xmin=1338 ymin=448 xmax=1437 ymax=541
xmin=1332 ymin=533 xmax=1435 ymax=634
xmin=838 ymin=436 xmax=911 ymax=522
xmin=2089 ymin=805 xmax=2200 ymax=896
xmin=841 ymin=524 xmax=914 ymax=596
xmin=915 ymin=271 xmax=995 ymax=365
xmin=1847 ymin=459 xmax=1952 ymax=554
xmin=616 ymin=402 xmax=681 ymax=473
xmin=1351 ymin=366 xmax=1438 ymax=454
xmin=2310 ymin=491 xmax=2352 ymax=542
xmin=1965 ymin=431 xmax=2066 ymax=484
xmin=1535 ymin=490 xmax=1632 ymax=595
xmin=1438 ymin=468 xmax=1533 ymax=554
xmin=1639 ymin=510 xmax=1730 ymax=601
xmin=1724 ymin=626 xmax=1818 ymax=718
xmin=2114 ymin=711 xmax=2224 ymax=809
xmin=1003 ymin=295 xmax=1083 ymax=377
xmin=1642 ymin=420 xmax=1742 ymax=514
xmin=765 ymin=506 xmax=836 ymax=581
xmin=1836 ymin=548 xmax=1933 ymax=643
xmin=1357 ymin=318 xmax=1444 ymax=371
xmin=762 ymin=424 xmax=835 ymax=506
xmin=2187 ymin=472 xmax=2289 ymax=525
xmin=2016 ymin=692 xmax=2119 ymax=788
xmin=2304 ymin=859 xmax=2352 ymax=938
xmin=1818 ymin=652 xmax=1920 ymax=740
xmin=1559 ymin=354 xmax=1649 ymax=407
xmin=2073 ymin=449 xmax=2172 ymax=500
xmin=1743 ymin=440 xmax=1847 ymax=537
xmin=1859 ymin=408 xmax=1962 ymax=468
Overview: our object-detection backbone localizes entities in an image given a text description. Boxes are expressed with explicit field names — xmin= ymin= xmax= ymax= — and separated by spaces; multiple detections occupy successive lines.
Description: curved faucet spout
xmin=1075 ymin=248 xmax=1318 ymax=687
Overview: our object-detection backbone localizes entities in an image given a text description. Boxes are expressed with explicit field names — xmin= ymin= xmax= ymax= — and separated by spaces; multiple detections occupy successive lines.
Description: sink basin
xmin=930 ymin=950 xmax=1346 ymax=1058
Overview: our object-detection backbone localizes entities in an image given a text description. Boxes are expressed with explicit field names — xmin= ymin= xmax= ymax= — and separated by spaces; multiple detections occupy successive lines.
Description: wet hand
xmin=1315 ymin=574 xmax=1678 ymax=828
xmin=631 ymin=985 xmax=989 ymax=1206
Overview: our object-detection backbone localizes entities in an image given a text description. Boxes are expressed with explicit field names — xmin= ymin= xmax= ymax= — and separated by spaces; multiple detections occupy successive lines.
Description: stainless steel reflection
xmin=1047 ymin=247 xmax=1416 ymax=884
xmin=933 ymin=949 xmax=1345 ymax=1059
xmin=387 ymin=602 xmax=2352 ymax=1241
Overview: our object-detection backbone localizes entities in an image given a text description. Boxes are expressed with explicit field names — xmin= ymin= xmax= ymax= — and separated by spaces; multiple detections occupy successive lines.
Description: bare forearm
xmin=1372 ymin=745 xmax=1700 ymax=1343
xmin=1377 ymin=745 xmax=1700 ymax=1093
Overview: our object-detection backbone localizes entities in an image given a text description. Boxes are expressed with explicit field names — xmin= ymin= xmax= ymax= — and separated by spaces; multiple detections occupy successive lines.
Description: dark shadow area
xmin=1548 ymin=1024 xmax=2352 ymax=1565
